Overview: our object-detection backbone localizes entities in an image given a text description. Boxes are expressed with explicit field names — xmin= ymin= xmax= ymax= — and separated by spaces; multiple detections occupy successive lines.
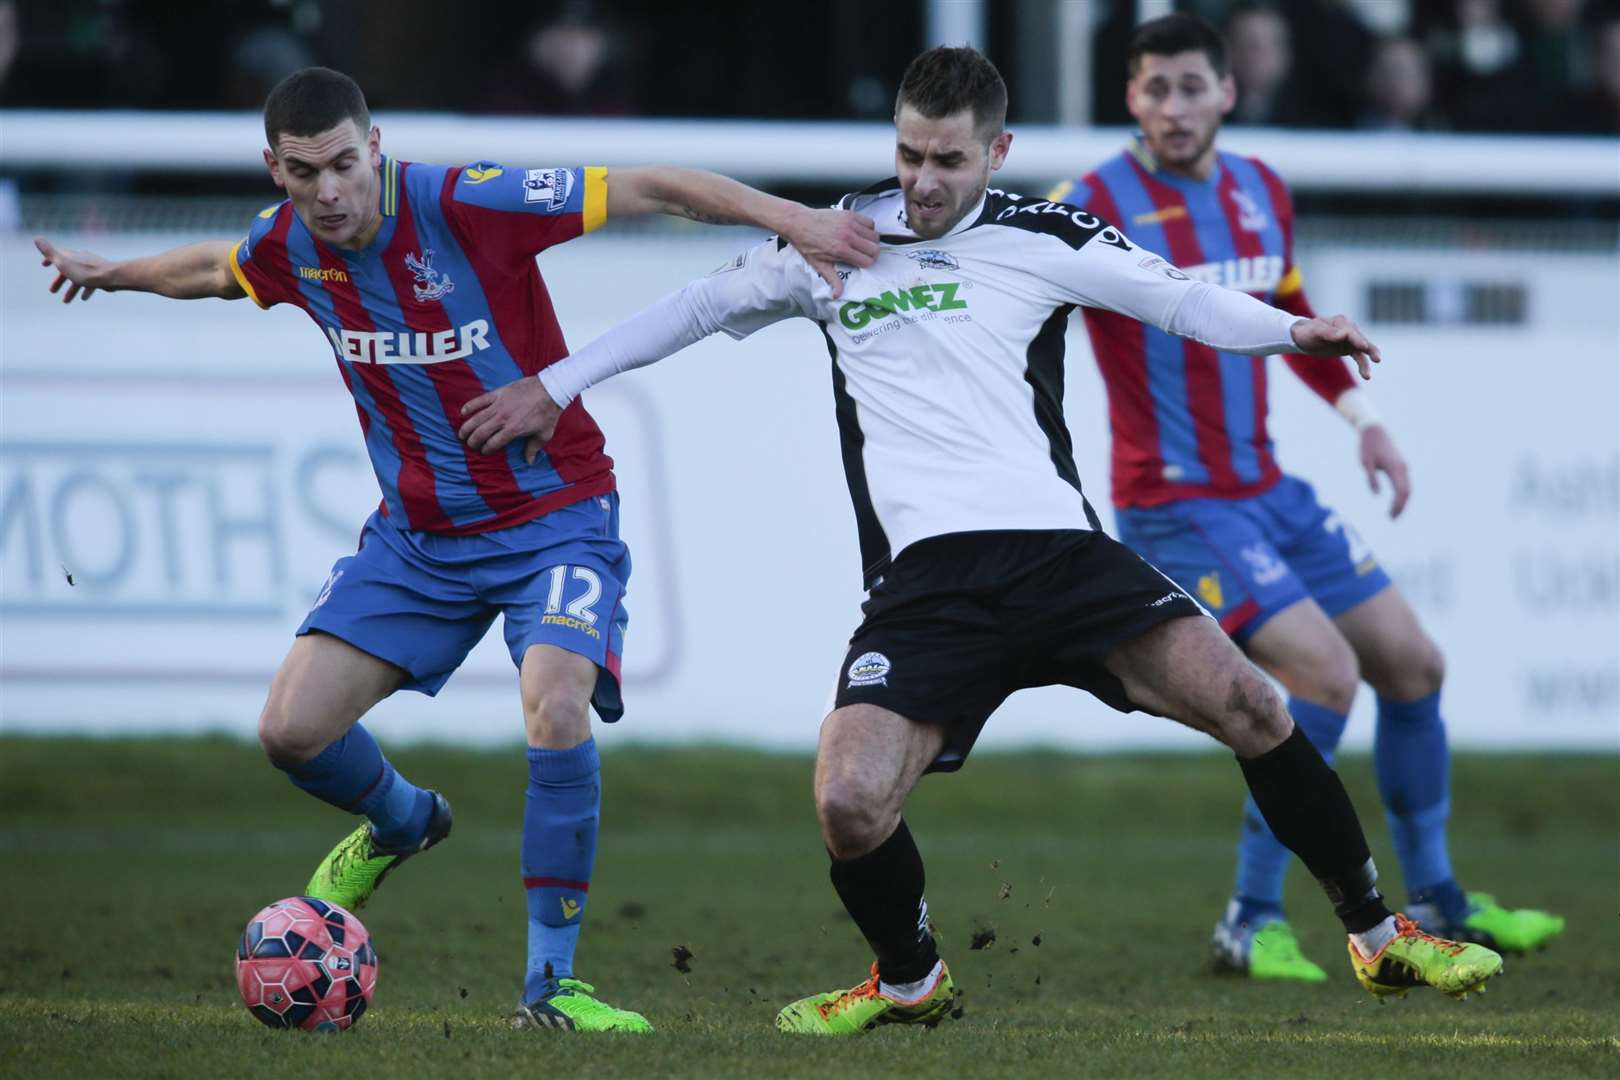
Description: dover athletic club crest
xmin=404 ymin=249 xmax=455 ymax=303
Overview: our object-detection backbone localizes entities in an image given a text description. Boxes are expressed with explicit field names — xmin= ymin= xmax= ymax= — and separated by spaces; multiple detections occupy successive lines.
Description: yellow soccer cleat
xmin=775 ymin=962 xmax=955 ymax=1035
xmin=304 ymin=791 xmax=452 ymax=912
xmin=1348 ymin=914 xmax=1503 ymax=1001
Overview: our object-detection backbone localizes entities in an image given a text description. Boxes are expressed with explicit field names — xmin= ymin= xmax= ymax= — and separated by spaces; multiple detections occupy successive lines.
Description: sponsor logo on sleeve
xmin=523 ymin=168 xmax=573 ymax=210
xmin=1197 ymin=572 xmax=1224 ymax=610
xmin=463 ymin=164 xmax=505 ymax=185
xmin=1137 ymin=255 xmax=1190 ymax=281
xmin=846 ymin=651 xmax=892 ymax=688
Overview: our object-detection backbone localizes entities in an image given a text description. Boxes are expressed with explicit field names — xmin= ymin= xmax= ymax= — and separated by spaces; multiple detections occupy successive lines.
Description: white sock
xmin=879 ymin=960 xmax=943 ymax=1002
xmin=1349 ymin=916 xmax=1399 ymax=960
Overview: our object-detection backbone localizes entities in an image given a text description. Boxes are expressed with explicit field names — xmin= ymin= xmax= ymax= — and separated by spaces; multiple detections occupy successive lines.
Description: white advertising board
xmin=1 ymin=229 xmax=1615 ymax=750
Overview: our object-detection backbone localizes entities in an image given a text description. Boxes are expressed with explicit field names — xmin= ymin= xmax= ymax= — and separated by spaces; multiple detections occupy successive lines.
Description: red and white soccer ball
xmin=235 ymin=897 xmax=378 ymax=1031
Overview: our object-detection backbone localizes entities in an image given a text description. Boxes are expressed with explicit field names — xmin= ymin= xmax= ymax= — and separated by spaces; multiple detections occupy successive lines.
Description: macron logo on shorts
xmin=847 ymin=651 xmax=891 ymax=688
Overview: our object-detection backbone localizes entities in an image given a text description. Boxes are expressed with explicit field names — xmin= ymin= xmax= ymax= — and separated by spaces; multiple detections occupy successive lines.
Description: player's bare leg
xmin=519 ymin=643 xmax=596 ymax=748
xmin=1332 ymin=587 xmax=1442 ymax=702
xmin=1247 ymin=600 xmax=1361 ymax=716
xmin=1207 ymin=599 xmax=1360 ymax=979
xmin=776 ymin=705 xmax=957 ymax=1034
xmin=1333 ymin=590 xmax=1564 ymax=952
xmin=1104 ymin=614 xmax=1290 ymax=756
xmin=815 ymin=704 xmax=945 ymax=858
xmin=258 ymin=632 xmax=405 ymax=766
xmin=511 ymin=643 xmax=650 ymax=1034
xmin=265 ymin=632 xmax=453 ymax=912
xmin=1104 ymin=614 xmax=1501 ymax=998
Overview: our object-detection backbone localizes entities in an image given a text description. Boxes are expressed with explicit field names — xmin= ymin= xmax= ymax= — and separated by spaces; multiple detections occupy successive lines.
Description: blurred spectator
xmin=1556 ymin=11 xmax=1620 ymax=131
xmin=1422 ymin=0 xmax=1525 ymax=129
xmin=1346 ymin=0 xmax=1411 ymax=34
xmin=1359 ymin=35 xmax=1448 ymax=129
xmin=0 ymin=0 xmax=18 ymax=231
xmin=478 ymin=5 xmax=634 ymax=116
xmin=1519 ymin=0 xmax=1591 ymax=103
xmin=1088 ymin=4 xmax=1136 ymax=126
xmin=1224 ymin=3 xmax=1313 ymax=125
xmin=0 ymin=0 xmax=15 ymax=92
xmin=1287 ymin=1 xmax=1379 ymax=127
xmin=224 ymin=26 xmax=317 ymax=111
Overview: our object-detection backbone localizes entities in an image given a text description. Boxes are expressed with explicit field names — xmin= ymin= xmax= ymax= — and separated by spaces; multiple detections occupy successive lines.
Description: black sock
xmin=1237 ymin=727 xmax=1394 ymax=934
xmin=828 ymin=819 xmax=939 ymax=985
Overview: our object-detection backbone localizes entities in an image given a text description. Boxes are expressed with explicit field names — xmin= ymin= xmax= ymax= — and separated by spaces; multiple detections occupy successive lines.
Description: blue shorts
xmin=1114 ymin=475 xmax=1390 ymax=643
xmin=298 ymin=493 xmax=630 ymax=721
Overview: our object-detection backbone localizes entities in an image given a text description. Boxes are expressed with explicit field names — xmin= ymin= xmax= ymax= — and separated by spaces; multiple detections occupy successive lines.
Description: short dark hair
xmin=262 ymin=67 xmax=370 ymax=150
xmin=895 ymin=46 xmax=1008 ymax=137
xmin=1127 ymin=13 xmax=1229 ymax=78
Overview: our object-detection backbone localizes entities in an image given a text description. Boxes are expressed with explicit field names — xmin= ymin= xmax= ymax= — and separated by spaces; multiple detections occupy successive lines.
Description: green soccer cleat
xmin=1408 ymin=891 xmax=1565 ymax=954
xmin=1348 ymin=914 xmax=1503 ymax=1000
xmin=304 ymin=791 xmax=453 ymax=912
xmin=1211 ymin=915 xmax=1328 ymax=982
xmin=511 ymin=979 xmax=653 ymax=1033
xmin=775 ymin=962 xmax=955 ymax=1035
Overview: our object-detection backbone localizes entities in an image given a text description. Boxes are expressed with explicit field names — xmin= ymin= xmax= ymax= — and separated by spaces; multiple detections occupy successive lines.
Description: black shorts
xmin=832 ymin=529 xmax=1207 ymax=771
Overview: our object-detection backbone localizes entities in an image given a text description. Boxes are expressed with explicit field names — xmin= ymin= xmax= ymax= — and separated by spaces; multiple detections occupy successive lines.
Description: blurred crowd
xmin=1 ymin=0 xmax=1616 ymax=134
xmin=1095 ymin=0 xmax=1620 ymax=132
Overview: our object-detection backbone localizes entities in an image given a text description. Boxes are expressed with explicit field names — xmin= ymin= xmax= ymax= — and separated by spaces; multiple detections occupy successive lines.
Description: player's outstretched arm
xmin=605 ymin=167 xmax=878 ymax=296
xmin=35 ymin=237 xmax=245 ymax=303
xmin=460 ymin=235 xmax=811 ymax=463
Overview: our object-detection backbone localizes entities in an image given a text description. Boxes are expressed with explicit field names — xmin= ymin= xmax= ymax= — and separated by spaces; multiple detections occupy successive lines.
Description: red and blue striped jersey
xmin=1050 ymin=139 xmax=1355 ymax=508
xmin=230 ymin=158 xmax=612 ymax=534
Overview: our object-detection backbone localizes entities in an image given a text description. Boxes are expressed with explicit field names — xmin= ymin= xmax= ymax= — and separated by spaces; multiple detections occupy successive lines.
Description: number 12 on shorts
xmin=544 ymin=565 xmax=602 ymax=626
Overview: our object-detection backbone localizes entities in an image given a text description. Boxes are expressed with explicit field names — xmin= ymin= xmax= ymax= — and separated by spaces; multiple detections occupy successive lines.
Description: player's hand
xmin=1290 ymin=315 xmax=1379 ymax=379
xmin=457 ymin=376 xmax=562 ymax=464
xmin=1359 ymin=423 xmax=1411 ymax=519
xmin=781 ymin=208 xmax=879 ymax=298
xmin=36 ymin=237 xmax=111 ymax=303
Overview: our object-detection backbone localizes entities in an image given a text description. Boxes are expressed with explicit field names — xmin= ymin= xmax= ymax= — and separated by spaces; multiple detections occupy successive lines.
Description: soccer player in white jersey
xmin=457 ymin=47 xmax=1503 ymax=1032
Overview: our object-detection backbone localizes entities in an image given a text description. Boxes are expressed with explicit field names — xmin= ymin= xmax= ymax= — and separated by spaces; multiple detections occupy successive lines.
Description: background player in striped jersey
xmin=1049 ymin=14 xmax=1563 ymax=982
xmin=34 ymin=66 xmax=880 ymax=1032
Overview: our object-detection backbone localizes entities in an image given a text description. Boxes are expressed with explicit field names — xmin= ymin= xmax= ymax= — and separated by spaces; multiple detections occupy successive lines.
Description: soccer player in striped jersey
xmin=460 ymin=46 xmax=1506 ymax=1030
xmin=34 ymin=66 xmax=879 ymax=1032
xmin=1049 ymin=14 xmax=1563 ymax=981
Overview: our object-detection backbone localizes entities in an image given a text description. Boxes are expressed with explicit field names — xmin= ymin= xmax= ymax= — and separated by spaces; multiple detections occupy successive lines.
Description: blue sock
xmin=1374 ymin=691 xmax=1455 ymax=907
xmin=282 ymin=724 xmax=432 ymax=849
xmin=522 ymin=738 xmax=600 ymax=1003
xmin=1231 ymin=698 xmax=1349 ymax=921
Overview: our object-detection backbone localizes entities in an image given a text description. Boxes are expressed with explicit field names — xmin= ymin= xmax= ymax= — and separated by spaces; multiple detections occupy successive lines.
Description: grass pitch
xmin=1 ymin=736 xmax=1615 ymax=1078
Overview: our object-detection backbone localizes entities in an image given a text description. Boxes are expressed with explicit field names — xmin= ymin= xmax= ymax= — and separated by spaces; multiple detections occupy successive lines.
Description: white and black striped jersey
xmin=542 ymin=180 xmax=1302 ymax=588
